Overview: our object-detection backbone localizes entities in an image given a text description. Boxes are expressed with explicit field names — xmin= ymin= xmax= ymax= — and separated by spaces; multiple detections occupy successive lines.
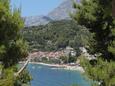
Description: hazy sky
xmin=11 ymin=0 xmax=64 ymax=17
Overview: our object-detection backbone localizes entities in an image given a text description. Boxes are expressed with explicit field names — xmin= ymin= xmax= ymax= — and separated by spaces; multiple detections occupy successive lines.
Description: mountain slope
xmin=24 ymin=0 xmax=77 ymax=27
xmin=24 ymin=15 xmax=52 ymax=27
xmin=48 ymin=0 xmax=75 ymax=20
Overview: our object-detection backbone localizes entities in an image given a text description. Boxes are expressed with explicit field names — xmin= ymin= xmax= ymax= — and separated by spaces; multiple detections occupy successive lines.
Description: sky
xmin=11 ymin=0 xmax=64 ymax=17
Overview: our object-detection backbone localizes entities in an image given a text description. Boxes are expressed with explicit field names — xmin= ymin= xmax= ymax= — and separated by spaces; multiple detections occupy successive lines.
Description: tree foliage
xmin=72 ymin=0 xmax=115 ymax=60
xmin=23 ymin=20 xmax=92 ymax=52
xmin=0 ymin=0 xmax=28 ymax=67
xmin=80 ymin=57 xmax=115 ymax=86
xmin=0 ymin=67 xmax=31 ymax=86
xmin=0 ymin=0 xmax=30 ymax=86
xmin=72 ymin=0 xmax=115 ymax=86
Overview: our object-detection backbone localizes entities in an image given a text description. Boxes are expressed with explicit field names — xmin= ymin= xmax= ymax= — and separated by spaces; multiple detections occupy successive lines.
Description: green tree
xmin=80 ymin=57 xmax=115 ymax=86
xmin=72 ymin=0 xmax=115 ymax=86
xmin=72 ymin=0 xmax=115 ymax=60
xmin=0 ymin=0 xmax=28 ymax=68
xmin=0 ymin=0 xmax=30 ymax=86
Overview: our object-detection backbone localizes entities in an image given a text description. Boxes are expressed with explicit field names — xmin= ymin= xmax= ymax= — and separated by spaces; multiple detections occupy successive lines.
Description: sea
xmin=27 ymin=63 xmax=91 ymax=86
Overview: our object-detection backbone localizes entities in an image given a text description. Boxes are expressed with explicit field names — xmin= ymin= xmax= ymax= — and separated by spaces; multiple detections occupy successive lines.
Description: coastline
xmin=19 ymin=61 xmax=85 ymax=73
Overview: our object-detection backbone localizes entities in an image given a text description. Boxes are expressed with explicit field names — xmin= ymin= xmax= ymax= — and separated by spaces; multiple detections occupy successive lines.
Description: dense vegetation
xmin=73 ymin=0 xmax=115 ymax=60
xmin=80 ymin=56 xmax=115 ymax=86
xmin=22 ymin=20 xmax=92 ymax=52
xmin=0 ymin=0 xmax=31 ymax=86
xmin=72 ymin=0 xmax=115 ymax=86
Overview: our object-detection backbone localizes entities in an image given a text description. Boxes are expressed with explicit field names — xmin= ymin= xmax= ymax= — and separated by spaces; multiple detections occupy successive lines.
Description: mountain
xmin=48 ymin=0 xmax=76 ymax=20
xmin=24 ymin=15 xmax=52 ymax=27
xmin=24 ymin=0 xmax=77 ymax=27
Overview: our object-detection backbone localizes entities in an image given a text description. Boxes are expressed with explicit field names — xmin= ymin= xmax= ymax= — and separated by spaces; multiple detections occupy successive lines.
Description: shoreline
xmin=19 ymin=61 xmax=85 ymax=73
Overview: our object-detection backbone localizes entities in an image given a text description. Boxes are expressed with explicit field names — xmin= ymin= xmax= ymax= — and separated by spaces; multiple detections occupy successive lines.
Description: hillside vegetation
xmin=22 ymin=20 xmax=92 ymax=52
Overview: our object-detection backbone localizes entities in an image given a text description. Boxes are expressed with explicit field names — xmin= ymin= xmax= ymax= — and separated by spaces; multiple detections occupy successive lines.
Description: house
xmin=30 ymin=51 xmax=65 ymax=62
xmin=64 ymin=46 xmax=76 ymax=57
xmin=70 ymin=51 xmax=76 ymax=57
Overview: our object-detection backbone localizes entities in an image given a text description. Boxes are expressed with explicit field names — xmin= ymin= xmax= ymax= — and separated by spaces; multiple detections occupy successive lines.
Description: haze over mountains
xmin=24 ymin=0 xmax=77 ymax=27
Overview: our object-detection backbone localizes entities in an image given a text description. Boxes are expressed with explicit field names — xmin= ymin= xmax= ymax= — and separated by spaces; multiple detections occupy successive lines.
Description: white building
xmin=64 ymin=46 xmax=76 ymax=57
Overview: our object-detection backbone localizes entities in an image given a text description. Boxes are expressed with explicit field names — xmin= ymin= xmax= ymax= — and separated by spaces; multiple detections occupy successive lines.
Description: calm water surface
xmin=27 ymin=64 xmax=91 ymax=86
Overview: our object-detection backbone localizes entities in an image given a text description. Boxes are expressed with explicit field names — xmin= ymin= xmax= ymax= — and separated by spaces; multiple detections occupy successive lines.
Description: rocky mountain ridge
xmin=24 ymin=0 xmax=78 ymax=27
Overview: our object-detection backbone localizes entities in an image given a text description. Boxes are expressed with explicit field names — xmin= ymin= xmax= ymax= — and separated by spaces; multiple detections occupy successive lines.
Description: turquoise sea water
xmin=27 ymin=64 xmax=91 ymax=86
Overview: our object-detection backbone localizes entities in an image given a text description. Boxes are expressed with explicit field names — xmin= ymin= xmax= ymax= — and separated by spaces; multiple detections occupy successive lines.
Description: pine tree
xmin=0 ymin=0 xmax=28 ymax=68
xmin=72 ymin=0 xmax=115 ymax=86
xmin=0 ymin=0 xmax=31 ymax=86
xmin=80 ymin=57 xmax=115 ymax=86
xmin=72 ymin=0 xmax=115 ymax=60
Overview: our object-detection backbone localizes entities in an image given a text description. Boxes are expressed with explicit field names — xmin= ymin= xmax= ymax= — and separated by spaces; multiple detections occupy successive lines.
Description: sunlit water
xmin=27 ymin=64 xmax=91 ymax=86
